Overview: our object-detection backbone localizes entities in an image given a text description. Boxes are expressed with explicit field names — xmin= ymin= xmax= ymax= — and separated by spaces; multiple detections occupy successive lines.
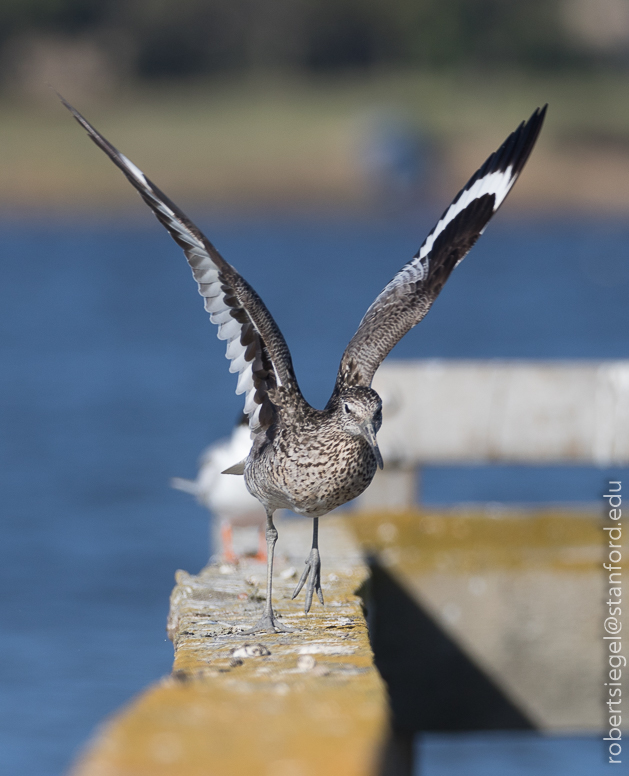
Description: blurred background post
xmin=1 ymin=2 xmax=628 ymax=775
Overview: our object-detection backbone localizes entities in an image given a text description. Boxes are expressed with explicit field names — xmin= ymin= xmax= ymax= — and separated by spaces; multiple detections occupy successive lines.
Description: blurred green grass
xmin=3 ymin=70 xmax=629 ymax=213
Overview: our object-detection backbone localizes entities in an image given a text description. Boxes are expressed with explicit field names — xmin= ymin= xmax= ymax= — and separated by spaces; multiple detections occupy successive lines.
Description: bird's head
xmin=337 ymin=386 xmax=383 ymax=469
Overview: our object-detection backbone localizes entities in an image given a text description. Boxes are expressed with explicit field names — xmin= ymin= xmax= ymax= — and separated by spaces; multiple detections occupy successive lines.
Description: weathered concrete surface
xmin=69 ymin=505 xmax=611 ymax=774
xmin=70 ymin=515 xmax=389 ymax=776
xmin=350 ymin=507 xmax=610 ymax=732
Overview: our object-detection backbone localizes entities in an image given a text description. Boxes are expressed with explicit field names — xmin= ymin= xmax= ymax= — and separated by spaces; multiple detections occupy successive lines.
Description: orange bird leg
xmin=255 ymin=526 xmax=267 ymax=562
xmin=220 ymin=522 xmax=237 ymax=565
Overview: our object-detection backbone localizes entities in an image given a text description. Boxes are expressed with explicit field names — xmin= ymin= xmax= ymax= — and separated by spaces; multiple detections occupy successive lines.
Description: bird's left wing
xmin=61 ymin=98 xmax=300 ymax=435
xmin=334 ymin=105 xmax=546 ymax=393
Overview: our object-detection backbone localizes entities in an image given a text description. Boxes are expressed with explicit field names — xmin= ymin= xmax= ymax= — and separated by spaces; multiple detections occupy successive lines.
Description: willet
xmin=62 ymin=98 xmax=546 ymax=633
xmin=171 ymin=415 xmax=267 ymax=564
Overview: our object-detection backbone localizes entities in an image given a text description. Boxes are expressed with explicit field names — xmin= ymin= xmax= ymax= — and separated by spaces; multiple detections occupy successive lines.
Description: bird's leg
xmin=292 ymin=517 xmax=324 ymax=614
xmin=242 ymin=511 xmax=292 ymax=633
xmin=254 ymin=526 xmax=267 ymax=562
xmin=220 ymin=521 xmax=237 ymax=565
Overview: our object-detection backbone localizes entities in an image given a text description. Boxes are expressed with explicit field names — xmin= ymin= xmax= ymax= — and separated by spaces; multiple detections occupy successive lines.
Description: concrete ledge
xmin=371 ymin=360 xmax=629 ymax=466
xmin=69 ymin=505 xmax=612 ymax=774
xmin=350 ymin=507 xmax=608 ymax=732
xmin=70 ymin=516 xmax=389 ymax=776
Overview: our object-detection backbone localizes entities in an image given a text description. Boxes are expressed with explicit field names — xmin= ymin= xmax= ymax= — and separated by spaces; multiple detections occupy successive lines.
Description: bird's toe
xmin=293 ymin=549 xmax=324 ymax=614
xmin=241 ymin=610 xmax=293 ymax=634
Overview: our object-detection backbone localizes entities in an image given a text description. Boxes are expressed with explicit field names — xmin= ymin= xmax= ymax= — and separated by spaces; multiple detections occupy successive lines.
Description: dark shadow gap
xmin=360 ymin=557 xmax=535 ymax=775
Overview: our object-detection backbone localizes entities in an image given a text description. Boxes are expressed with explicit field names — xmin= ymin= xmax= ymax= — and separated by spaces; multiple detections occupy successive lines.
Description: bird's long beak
xmin=361 ymin=422 xmax=384 ymax=470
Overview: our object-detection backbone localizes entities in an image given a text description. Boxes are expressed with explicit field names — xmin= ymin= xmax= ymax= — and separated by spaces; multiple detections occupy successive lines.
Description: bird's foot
xmin=292 ymin=548 xmax=324 ymax=614
xmin=241 ymin=609 xmax=293 ymax=634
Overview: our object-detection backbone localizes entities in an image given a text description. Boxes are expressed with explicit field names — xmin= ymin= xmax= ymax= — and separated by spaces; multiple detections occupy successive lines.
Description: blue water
xmin=418 ymin=733 xmax=617 ymax=775
xmin=1 ymin=214 xmax=628 ymax=774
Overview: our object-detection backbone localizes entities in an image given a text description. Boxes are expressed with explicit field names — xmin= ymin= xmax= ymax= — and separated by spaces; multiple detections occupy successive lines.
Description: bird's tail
xmin=170 ymin=477 xmax=199 ymax=495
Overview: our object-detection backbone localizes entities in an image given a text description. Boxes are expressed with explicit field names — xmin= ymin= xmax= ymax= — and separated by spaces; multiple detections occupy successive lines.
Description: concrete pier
xmin=70 ymin=515 xmax=390 ymax=776
xmin=353 ymin=506 xmax=608 ymax=734
xmin=69 ymin=505 xmax=610 ymax=775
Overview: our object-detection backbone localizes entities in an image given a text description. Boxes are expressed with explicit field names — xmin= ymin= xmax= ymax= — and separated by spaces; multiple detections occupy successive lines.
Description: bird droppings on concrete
xmin=296 ymin=655 xmax=317 ymax=672
xmin=230 ymin=644 xmax=272 ymax=658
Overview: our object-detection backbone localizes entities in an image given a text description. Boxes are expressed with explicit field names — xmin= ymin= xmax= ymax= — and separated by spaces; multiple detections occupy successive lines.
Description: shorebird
xmin=171 ymin=414 xmax=267 ymax=564
xmin=62 ymin=98 xmax=546 ymax=633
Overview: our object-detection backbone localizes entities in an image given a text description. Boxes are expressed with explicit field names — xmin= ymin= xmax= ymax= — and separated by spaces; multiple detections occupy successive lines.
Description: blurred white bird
xmin=171 ymin=415 xmax=267 ymax=564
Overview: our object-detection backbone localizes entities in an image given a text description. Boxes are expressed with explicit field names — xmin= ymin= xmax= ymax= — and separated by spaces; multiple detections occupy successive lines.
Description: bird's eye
xmin=343 ymin=403 xmax=350 ymax=414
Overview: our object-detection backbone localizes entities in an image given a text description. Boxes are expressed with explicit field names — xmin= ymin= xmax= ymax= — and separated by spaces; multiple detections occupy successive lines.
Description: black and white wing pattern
xmin=334 ymin=105 xmax=546 ymax=392
xmin=61 ymin=98 xmax=299 ymax=434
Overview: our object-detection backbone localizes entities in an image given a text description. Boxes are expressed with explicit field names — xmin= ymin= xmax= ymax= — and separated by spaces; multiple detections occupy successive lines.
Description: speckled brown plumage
xmin=246 ymin=387 xmax=381 ymax=518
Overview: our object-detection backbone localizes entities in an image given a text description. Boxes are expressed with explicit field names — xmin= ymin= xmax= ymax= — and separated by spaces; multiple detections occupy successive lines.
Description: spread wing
xmin=334 ymin=105 xmax=547 ymax=392
xmin=61 ymin=97 xmax=300 ymax=434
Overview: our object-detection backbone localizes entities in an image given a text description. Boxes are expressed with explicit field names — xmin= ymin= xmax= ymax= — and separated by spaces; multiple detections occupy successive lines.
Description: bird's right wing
xmin=334 ymin=106 xmax=546 ymax=393
xmin=62 ymin=98 xmax=300 ymax=434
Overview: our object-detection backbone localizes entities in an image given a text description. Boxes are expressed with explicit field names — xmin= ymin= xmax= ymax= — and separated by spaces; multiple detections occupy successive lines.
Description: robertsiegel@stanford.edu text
xmin=603 ymin=481 xmax=623 ymax=765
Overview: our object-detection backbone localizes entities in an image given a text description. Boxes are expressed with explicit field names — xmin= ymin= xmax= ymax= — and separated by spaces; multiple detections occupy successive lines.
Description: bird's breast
xmin=245 ymin=430 xmax=378 ymax=517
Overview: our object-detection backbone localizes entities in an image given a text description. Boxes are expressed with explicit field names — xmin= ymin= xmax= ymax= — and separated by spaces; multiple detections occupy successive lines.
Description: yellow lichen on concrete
xmin=351 ymin=506 xmax=605 ymax=574
xmin=348 ymin=506 xmax=614 ymax=731
xmin=69 ymin=677 xmax=386 ymax=776
xmin=70 ymin=515 xmax=389 ymax=776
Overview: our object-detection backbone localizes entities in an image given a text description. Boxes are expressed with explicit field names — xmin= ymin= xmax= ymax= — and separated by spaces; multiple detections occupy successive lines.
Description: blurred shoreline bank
xmin=4 ymin=70 xmax=629 ymax=217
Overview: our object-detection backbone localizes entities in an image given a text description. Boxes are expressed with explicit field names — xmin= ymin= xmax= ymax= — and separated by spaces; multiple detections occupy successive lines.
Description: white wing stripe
xmin=217 ymin=318 xmax=242 ymax=341
xmin=188 ymin=246 xmax=211 ymax=260
xmin=119 ymin=154 xmax=148 ymax=184
xmin=156 ymin=212 xmax=200 ymax=246
xmin=229 ymin=350 xmax=249 ymax=374
xmin=236 ymin=363 xmax=253 ymax=395
xmin=138 ymin=182 xmax=265 ymax=431
xmin=63 ymin=98 xmax=275 ymax=433
xmin=187 ymin=251 xmax=212 ymax=269
xmin=194 ymin=270 xmax=221 ymax=286
xmin=415 ymin=167 xmax=513 ymax=264
xmin=244 ymin=390 xmax=258 ymax=415
xmin=203 ymin=296 xmax=220 ymax=313
xmin=272 ymin=363 xmax=283 ymax=387
xmin=210 ymin=309 xmax=236 ymax=325
xmin=251 ymin=403 xmax=262 ymax=428
xmin=225 ymin=337 xmax=245 ymax=359
xmin=197 ymin=281 xmax=221 ymax=295
xmin=204 ymin=295 xmax=228 ymax=313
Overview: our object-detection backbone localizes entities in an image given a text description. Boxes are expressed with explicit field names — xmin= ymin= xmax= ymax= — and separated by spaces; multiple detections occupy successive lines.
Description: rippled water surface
xmin=1 ymin=215 xmax=627 ymax=774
